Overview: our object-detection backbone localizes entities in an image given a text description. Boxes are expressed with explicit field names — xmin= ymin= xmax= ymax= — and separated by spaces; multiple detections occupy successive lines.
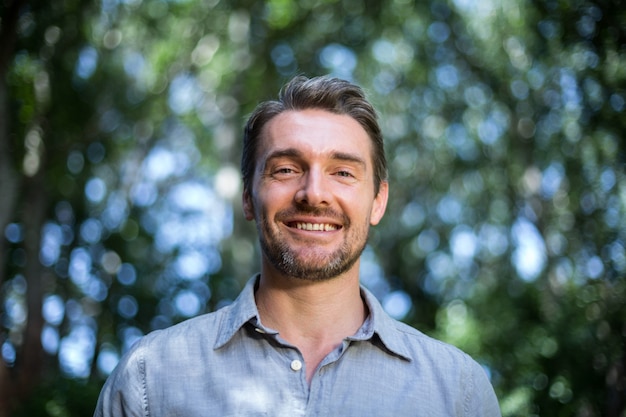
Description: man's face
xmin=243 ymin=109 xmax=388 ymax=281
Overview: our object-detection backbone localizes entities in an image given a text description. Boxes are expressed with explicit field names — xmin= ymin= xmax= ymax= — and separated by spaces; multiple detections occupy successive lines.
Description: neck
xmin=256 ymin=270 xmax=367 ymax=337
xmin=254 ymin=268 xmax=367 ymax=382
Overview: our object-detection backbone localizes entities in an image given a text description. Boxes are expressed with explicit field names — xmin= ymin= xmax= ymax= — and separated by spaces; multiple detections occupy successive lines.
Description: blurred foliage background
xmin=1 ymin=0 xmax=625 ymax=416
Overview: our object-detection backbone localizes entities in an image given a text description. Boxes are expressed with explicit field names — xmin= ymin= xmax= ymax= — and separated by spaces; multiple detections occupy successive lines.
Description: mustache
xmin=275 ymin=205 xmax=350 ymax=226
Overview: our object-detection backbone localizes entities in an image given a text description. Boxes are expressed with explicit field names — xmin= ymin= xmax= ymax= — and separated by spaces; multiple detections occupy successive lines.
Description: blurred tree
xmin=1 ymin=0 xmax=624 ymax=416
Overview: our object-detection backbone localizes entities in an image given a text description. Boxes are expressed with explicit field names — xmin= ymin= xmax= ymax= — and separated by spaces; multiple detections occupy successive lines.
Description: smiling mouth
xmin=291 ymin=222 xmax=340 ymax=231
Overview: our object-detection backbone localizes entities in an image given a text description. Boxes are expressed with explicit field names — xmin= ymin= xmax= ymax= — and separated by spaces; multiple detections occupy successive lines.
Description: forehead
xmin=259 ymin=109 xmax=373 ymax=161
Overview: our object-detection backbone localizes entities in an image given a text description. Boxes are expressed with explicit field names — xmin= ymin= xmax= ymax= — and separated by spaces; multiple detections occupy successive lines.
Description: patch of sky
xmin=96 ymin=344 xmax=120 ymax=376
xmin=271 ymin=43 xmax=297 ymax=76
xmin=67 ymin=150 xmax=85 ymax=174
xmin=359 ymin=246 xmax=390 ymax=300
xmin=540 ymin=162 xmax=564 ymax=199
xmin=451 ymin=0 xmax=495 ymax=16
xmin=85 ymin=177 xmax=107 ymax=204
xmin=559 ymin=69 xmax=582 ymax=112
xmin=59 ymin=323 xmax=96 ymax=378
xmin=372 ymin=39 xmax=397 ymax=64
xmin=42 ymin=294 xmax=65 ymax=326
xmin=123 ymin=50 xmax=145 ymax=80
xmin=174 ymin=248 xmax=222 ymax=280
xmin=98 ymin=109 xmax=122 ymax=133
xmin=435 ymin=64 xmax=459 ymax=90
xmin=446 ymin=123 xmax=479 ymax=161
xmin=102 ymin=191 xmax=129 ymax=230
xmin=75 ymin=46 xmax=98 ymax=80
xmin=584 ymin=255 xmax=604 ymax=280
xmin=477 ymin=108 xmax=508 ymax=145
xmin=174 ymin=290 xmax=202 ymax=317
xmin=117 ymin=295 xmax=139 ymax=319
xmin=117 ymin=263 xmax=137 ymax=286
xmin=67 ymin=248 xmax=108 ymax=301
xmin=142 ymin=146 xmax=187 ymax=182
xmin=4 ymin=223 xmax=22 ymax=243
xmin=41 ymin=325 xmax=60 ymax=354
xmin=400 ymin=201 xmax=426 ymax=230
xmin=510 ymin=79 xmax=529 ymax=100
xmin=600 ymin=168 xmax=616 ymax=192
xmin=69 ymin=248 xmax=92 ymax=286
xmin=511 ymin=217 xmax=547 ymax=282
xmin=609 ymin=240 xmax=626 ymax=273
xmin=464 ymin=84 xmax=490 ymax=108
xmin=609 ymin=93 xmax=625 ymax=112
xmin=319 ymin=43 xmax=357 ymax=80
xmin=87 ymin=142 xmax=106 ymax=164
xmin=427 ymin=251 xmax=455 ymax=280
xmin=1 ymin=342 xmax=16 ymax=365
xmin=450 ymin=225 xmax=478 ymax=264
xmin=478 ymin=223 xmax=509 ymax=258
xmin=120 ymin=326 xmax=143 ymax=353
xmin=80 ymin=218 xmax=103 ymax=244
xmin=215 ymin=165 xmax=242 ymax=200
xmin=101 ymin=250 xmax=122 ymax=275
xmin=437 ymin=194 xmax=463 ymax=224
xmin=373 ymin=70 xmax=398 ymax=95
xmin=604 ymin=195 xmax=621 ymax=229
xmin=40 ymin=223 xmax=63 ymax=267
xmin=5 ymin=295 xmax=27 ymax=327
xmin=416 ymin=228 xmax=440 ymax=253
xmin=152 ymin=181 xmax=233 ymax=257
xmin=383 ymin=290 xmax=412 ymax=320
xmin=427 ymin=21 xmax=450 ymax=43
xmin=168 ymin=72 xmax=204 ymax=115
xmin=131 ymin=181 xmax=158 ymax=207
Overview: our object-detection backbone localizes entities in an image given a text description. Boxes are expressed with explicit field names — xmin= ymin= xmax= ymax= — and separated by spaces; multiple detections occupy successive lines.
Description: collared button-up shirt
xmin=94 ymin=276 xmax=501 ymax=416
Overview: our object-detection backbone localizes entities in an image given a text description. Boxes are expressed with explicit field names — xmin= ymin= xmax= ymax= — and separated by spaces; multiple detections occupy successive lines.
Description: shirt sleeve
xmin=93 ymin=343 xmax=148 ymax=417
xmin=465 ymin=358 xmax=502 ymax=417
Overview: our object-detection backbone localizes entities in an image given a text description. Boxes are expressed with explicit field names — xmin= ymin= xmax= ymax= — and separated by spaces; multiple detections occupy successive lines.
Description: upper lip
xmin=284 ymin=217 xmax=342 ymax=231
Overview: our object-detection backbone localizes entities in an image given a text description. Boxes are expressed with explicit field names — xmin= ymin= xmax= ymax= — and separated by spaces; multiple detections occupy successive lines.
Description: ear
xmin=242 ymin=188 xmax=255 ymax=221
xmin=370 ymin=181 xmax=389 ymax=226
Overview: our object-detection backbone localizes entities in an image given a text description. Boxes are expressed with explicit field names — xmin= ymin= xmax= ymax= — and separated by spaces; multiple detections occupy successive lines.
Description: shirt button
xmin=290 ymin=359 xmax=303 ymax=371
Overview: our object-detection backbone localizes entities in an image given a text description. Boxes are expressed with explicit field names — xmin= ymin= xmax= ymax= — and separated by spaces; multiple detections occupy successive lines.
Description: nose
xmin=295 ymin=168 xmax=329 ymax=207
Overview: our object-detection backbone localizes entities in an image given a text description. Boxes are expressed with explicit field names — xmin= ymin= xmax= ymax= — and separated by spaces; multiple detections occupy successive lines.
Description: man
xmin=94 ymin=75 xmax=501 ymax=416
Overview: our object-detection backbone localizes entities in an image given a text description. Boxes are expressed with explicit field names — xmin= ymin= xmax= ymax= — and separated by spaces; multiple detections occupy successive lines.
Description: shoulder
xmin=393 ymin=319 xmax=465 ymax=355
xmin=113 ymin=277 xmax=260 ymax=369
xmin=373 ymin=307 xmax=490 ymax=386
xmin=390 ymin=318 xmax=475 ymax=365
xmin=94 ymin=307 xmax=233 ymax=417
xmin=363 ymin=286 xmax=476 ymax=369
xmin=135 ymin=305 xmax=230 ymax=353
xmin=384 ymin=319 xmax=500 ymax=414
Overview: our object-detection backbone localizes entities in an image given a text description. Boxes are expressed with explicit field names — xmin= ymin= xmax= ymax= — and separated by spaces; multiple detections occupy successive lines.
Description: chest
xmin=142 ymin=339 xmax=465 ymax=416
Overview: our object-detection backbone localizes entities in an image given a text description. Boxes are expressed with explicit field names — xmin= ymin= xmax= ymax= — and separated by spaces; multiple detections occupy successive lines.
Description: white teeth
xmin=295 ymin=222 xmax=337 ymax=231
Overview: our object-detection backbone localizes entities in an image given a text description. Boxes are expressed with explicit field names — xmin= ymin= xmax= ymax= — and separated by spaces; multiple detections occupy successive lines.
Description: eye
xmin=336 ymin=170 xmax=353 ymax=177
xmin=269 ymin=165 xmax=300 ymax=179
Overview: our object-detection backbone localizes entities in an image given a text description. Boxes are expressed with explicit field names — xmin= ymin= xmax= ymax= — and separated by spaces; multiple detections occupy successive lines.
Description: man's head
xmin=241 ymin=75 xmax=388 ymax=281
xmin=241 ymin=75 xmax=387 ymax=197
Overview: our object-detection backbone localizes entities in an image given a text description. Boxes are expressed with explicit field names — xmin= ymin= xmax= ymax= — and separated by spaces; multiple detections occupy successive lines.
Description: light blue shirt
xmin=94 ymin=276 xmax=501 ymax=416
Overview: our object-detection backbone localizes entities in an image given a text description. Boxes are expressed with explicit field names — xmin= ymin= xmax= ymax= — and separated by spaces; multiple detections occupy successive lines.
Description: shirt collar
xmin=214 ymin=275 xmax=412 ymax=362
xmin=358 ymin=286 xmax=412 ymax=361
xmin=214 ymin=276 xmax=262 ymax=349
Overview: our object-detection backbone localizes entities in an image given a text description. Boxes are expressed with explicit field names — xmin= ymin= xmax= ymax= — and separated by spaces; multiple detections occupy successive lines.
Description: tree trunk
xmin=16 ymin=169 xmax=49 ymax=415
xmin=0 ymin=1 xmax=51 ymax=415
xmin=0 ymin=1 xmax=26 ymax=416
xmin=606 ymin=348 xmax=626 ymax=417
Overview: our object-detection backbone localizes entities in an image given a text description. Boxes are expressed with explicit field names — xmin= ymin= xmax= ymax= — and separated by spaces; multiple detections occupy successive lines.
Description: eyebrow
xmin=263 ymin=148 xmax=367 ymax=169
